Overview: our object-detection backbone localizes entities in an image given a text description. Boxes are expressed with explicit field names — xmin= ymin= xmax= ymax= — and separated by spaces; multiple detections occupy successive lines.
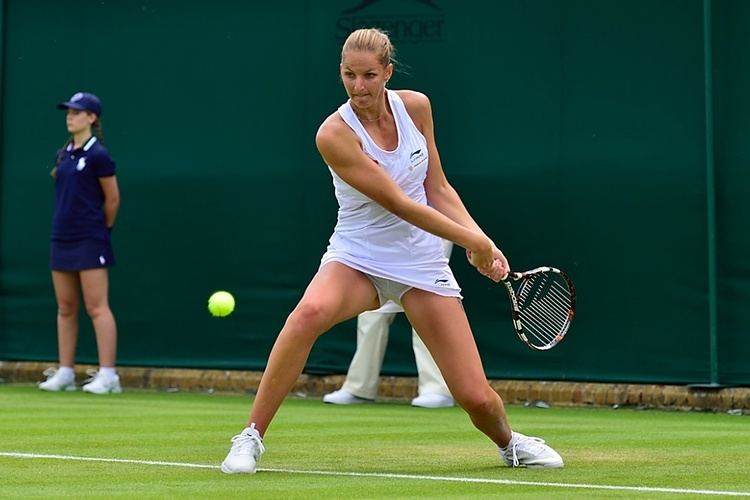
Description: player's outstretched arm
xmin=315 ymin=113 xmax=496 ymax=273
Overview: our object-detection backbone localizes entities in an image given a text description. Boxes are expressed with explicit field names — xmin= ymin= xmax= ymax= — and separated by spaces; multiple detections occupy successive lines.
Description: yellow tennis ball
xmin=208 ymin=291 xmax=235 ymax=317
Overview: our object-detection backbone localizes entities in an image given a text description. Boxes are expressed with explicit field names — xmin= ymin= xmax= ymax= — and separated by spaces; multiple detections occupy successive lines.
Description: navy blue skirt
xmin=50 ymin=239 xmax=115 ymax=271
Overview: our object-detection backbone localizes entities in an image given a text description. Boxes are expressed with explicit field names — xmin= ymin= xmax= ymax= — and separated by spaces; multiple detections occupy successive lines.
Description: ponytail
xmin=50 ymin=138 xmax=71 ymax=178
xmin=93 ymin=118 xmax=105 ymax=145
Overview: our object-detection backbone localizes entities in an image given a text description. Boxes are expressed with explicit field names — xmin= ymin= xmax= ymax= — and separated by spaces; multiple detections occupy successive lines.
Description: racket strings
xmin=516 ymin=274 xmax=572 ymax=347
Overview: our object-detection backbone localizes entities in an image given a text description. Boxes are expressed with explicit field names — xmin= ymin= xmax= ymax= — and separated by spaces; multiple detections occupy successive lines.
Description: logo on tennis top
xmin=434 ymin=278 xmax=449 ymax=286
xmin=99 ymin=255 xmax=106 ymax=265
xmin=408 ymin=148 xmax=427 ymax=171
xmin=76 ymin=157 xmax=87 ymax=171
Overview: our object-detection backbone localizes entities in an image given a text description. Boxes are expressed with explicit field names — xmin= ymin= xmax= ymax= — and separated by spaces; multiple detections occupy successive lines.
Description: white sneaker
xmin=221 ymin=425 xmax=266 ymax=474
xmin=322 ymin=389 xmax=373 ymax=405
xmin=82 ymin=370 xmax=122 ymax=394
xmin=411 ymin=392 xmax=454 ymax=408
xmin=38 ymin=368 xmax=76 ymax=392
xmin=498 ymin=431 xmax=564 ymax=468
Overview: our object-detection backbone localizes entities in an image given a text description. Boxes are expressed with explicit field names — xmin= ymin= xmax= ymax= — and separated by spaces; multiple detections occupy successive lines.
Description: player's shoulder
xmin=394 ymin=89 xmax=431 ymax=111
xmin=394 ymin=90 xmax=433 ymax=130
xmin=394 ymin=90 xmax=432 ymax=126
xmin=316 ymin=110 xmax=353 ymax=148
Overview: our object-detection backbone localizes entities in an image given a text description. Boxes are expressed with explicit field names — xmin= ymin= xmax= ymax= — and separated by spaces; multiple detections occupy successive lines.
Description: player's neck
xmin=355 ymin=110 xmax=382 ymax=122
xmin=352 ymin=93 xmax=388 ymax=123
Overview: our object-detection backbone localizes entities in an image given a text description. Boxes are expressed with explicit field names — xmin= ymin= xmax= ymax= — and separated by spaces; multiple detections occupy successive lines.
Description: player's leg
xmin=222 ymin=263 xmax=378 ymax=474
xmin=335 ymin=310 xmax=395 ymax=401
xmin=401 ymin=289 xmax=511 ymax=444
xmin=248 ymin=262 xmax=379 ymax=435
xmin=40 ymin=271 xmax=81 ymax=391
xmin=401 ymin=289 xmax=563 ymax=468
xmin=411 ymin=329 xmax=454 ymax=408
xmin=79 ymin=268 xmax=120 ymax=394
xmin=410 ymin=238 xmax=456 ymax=408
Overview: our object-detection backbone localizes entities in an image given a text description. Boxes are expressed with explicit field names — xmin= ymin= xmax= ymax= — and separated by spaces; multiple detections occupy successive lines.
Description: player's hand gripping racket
xmin=502 ymin=267 xmax=576 ymax=350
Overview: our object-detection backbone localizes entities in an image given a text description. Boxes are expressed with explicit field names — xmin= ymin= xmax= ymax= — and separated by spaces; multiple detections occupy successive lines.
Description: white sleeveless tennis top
xmin=320 ymin=89 xmax=461 ymax=298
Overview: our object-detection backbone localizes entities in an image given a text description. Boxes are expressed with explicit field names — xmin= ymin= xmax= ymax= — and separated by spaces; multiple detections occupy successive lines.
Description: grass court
xmin=1 ymin=384 xmax=748 ymax=498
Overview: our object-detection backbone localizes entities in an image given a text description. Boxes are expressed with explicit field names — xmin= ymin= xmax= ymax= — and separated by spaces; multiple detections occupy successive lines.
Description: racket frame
xmin=502 ymin=266 xmax=576 ymax=351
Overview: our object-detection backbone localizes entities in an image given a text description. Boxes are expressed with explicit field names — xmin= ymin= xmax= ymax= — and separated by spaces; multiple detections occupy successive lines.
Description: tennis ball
xmin=208 ymin=291 xmax=235 ymax=317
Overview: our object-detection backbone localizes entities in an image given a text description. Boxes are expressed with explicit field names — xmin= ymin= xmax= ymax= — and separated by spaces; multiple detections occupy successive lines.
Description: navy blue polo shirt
xmin=51 ymin=136 xmax=116 ymax=241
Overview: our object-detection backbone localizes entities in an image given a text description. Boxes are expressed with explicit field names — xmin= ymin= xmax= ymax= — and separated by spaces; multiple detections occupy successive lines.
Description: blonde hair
xmin=341 ymin=28 xmax=395 ymax=68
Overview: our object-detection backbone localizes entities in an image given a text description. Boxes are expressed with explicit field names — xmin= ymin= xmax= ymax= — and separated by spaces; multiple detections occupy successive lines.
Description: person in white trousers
xmin=323 ymin=240 xmax=454 ymax=408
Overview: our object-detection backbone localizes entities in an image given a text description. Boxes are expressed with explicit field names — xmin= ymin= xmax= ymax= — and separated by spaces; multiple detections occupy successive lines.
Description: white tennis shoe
xmin=82 ymin=370 xmax=122 ymax=394
xmin=498 ymin=431 xmax=564 ymax=468
xmin=322 ymin=389 xmax=373 ymax=405
xmin=411 ymin=392 xmax=455 ymax=408
xmin=221 ymin=425 xmax=266 ymax=474
xmin=38 ymin=368 xmax=76 ymax=392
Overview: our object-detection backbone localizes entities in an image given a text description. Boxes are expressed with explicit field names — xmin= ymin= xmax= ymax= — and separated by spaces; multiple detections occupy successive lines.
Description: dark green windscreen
xmin=1 ymin=0 xmax=747 ymax=385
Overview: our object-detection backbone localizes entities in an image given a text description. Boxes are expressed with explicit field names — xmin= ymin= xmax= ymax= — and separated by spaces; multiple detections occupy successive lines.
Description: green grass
xmin=1 ymin=384 xmax=748 ymax=498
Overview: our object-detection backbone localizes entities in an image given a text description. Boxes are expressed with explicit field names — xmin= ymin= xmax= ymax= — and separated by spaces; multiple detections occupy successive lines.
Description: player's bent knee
xmin=454 ymin=388 xmax=499 ymax=415
xmin=286 ymin=301 xmax=335 ymax=335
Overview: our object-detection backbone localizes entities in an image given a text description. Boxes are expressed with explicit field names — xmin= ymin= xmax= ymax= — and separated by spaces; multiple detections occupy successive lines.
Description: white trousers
xmin=341 ymin=240 xmax=453 ymax=400
xmin=340 ymin=310 xmax=451 ymax=400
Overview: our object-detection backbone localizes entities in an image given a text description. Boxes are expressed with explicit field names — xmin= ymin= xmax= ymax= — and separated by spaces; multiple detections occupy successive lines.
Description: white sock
xmin=57 ymin=366 xmax=75 ymax=378
xmin=243 ymin=423 xmax=262 ymax=440
xmin=510 ymin=431 xmax=522 ymax=445
xmin=98 ymin=367 xmax=117 ymax=379
xmin=500 ymin=431 xmax=519 ymax=451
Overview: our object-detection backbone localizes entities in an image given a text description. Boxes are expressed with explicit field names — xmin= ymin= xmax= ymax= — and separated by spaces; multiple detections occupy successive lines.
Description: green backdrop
xmin=1 ymin=0 xmax=748 ymax=385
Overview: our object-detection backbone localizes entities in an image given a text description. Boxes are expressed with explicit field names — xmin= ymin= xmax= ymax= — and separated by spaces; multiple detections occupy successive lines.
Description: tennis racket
xmin=502 ymin=266 xmax=576 ymax=350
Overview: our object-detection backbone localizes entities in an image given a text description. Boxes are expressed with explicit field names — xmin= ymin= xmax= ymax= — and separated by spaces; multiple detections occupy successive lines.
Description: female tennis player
xmin=222 ymin=28 xmax=563 ymax=473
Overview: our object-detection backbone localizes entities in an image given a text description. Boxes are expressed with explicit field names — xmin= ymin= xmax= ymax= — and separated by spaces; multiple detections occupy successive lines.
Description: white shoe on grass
xmin=498 ymin=431 xmax=564 ymax=468
xmin=221 ymin=425 xmax=265 ymax=474
xmin=38 ymin=368 xmax=76 ymax=392
xmin=411 ymin=392 xmax=454 ymax=408
xmin=82 ymin=370 xmax=122 ymax=394
xmin=322 ymin=389 xmax=373 ymax=405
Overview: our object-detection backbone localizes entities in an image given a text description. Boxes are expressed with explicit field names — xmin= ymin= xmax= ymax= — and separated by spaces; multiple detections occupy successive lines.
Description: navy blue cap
xmin=57 ymin=92 xmax=102 ymax=116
